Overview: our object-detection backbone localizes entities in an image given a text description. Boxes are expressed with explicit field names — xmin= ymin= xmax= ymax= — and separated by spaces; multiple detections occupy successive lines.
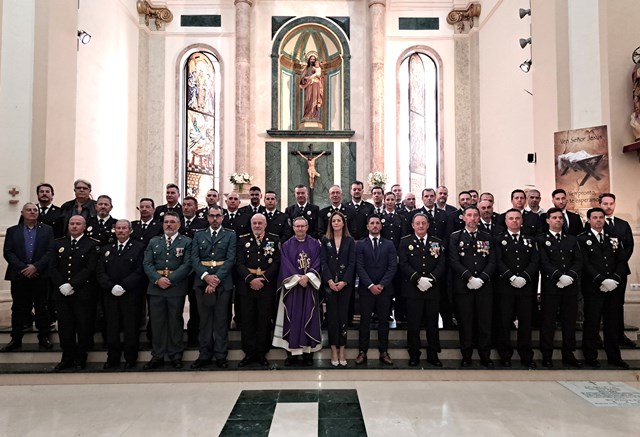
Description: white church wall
xmin=478 ymin=0 xmax=535 ymax=213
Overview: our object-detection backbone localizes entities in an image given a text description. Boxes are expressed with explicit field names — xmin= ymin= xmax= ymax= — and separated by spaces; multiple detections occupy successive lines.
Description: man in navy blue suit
xmin=355 ymin=214 xmax=398 ymax=366
xmin=2 ymin=202 xmax=55 ymax=351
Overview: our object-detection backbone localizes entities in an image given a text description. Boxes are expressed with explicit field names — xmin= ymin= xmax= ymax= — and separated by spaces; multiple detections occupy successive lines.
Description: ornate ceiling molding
xmin=136 ymin=0 xmax=174 ymax=30
xmin=447 ymin=3 xmax=481 ymax=34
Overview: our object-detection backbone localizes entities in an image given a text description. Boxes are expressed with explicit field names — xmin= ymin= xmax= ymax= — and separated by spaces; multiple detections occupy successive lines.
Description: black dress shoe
xmin=258 ymin=355 xmax=269 ymax=366
xmin=190 ymin=358 xmax=211 ymax=369
xmin=480 ymin=359 xmax=495 ymax=369
xmin=75 ymin=361 xmax=86 ymax=370
xmin=608 ymin=359 xmax=630 ymax=369
xmin=54 ymin=361 xmax=74 ymax=371
xmin=103 ymin=361 xmax=119 ymax=370
xmin=171 ymin=359 xmax=183 ymax=369
xmin=216 ymin=358 xmax=228 ymax=368
xmin=501 ymin=359 xmax=512 ymax=368
xmin=584 ymin=359 xmax=601 ymax=368
xmin=302 ymin=353 xmax=314 ymax=367
xmin=1 ymin=340 xmax=22 ymax=352
xmin=461 ymin=358 xmax=472 ymax=368
xmin=562 ymin=356 xmax=583 ymax=368
xmin=521 ymin=361 xmax=537 ymax=369
xmin=124 ymin=361 xmax=136 ymax=369
xmin=408 ymin=356 xmax=419 ymax=367
xmin=143 ymin=359 xmax=164 ymax=370
xmin=542 ymin=359 xmax=554 ymax=368
xmin=427 ymin=357 xmax=443 ymax=368
xmin=619 ymin=336 xmax=637 ymax=348
xmin=238 ymin=355 xmax=254 ymax=367
xmin=38 ymin=337 xmax=53 ymax=349
xmin=284 ymin=356 xmax=299 ymax=367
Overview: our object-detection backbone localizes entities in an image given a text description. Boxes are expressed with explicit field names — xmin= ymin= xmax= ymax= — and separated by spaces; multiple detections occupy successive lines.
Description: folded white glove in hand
xmin=467 ymin=277 xmax=484 ymax=290
xmin=511 ymin=276 xmax=527 ymax=288
xmin=111 ymin=285 xmax=126 ymax=297
xmin=59 ymin=283 xmax=74 ymax=296
xmin=556 ymin=281 xmax=565 ymax=289
xmin=558 ymin=275 xmax=573 ymax=287
xmin=417 ymin=277 xmax=433 ymax=292
xmin=601 ymin=279 xmax=619 ymax=292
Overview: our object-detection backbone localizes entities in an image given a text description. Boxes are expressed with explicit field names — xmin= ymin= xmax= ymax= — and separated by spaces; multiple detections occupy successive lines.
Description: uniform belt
xmin=248 ymin=268 xmax=265 ymax=276
xmin=200 ymin=260 xmax=225 ymax=267
xmin=156 ymin=269 xmax=174 ymax=276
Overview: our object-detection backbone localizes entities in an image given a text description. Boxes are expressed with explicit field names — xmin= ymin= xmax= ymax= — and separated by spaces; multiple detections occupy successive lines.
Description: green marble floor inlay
xmin=219 ymin=389 xmax=367 ymax=436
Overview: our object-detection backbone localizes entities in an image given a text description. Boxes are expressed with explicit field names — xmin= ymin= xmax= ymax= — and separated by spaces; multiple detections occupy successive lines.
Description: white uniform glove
xmin=558 ymin=275 xmax=574 ymax=287
xmin=556 ymin=281 xmax=565 ymax=289
xmin=467 ymin=277 xmax=484 ymax=290
xmin=417 ymin=277 xmax=433 ymax=292
xmin=600 ymin=279 xmax=619 ymax=292
xmin=111 ymin=285 xmax=126 ymax=297
xmin=510 ymin=276 xmax=527 ymax=288
xmin=59 ymin=283 xmax=74 ymax=296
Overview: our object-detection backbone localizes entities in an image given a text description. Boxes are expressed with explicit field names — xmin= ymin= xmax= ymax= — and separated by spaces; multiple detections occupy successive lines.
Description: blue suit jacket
xmin=3 ymin=223 xmax=55 ymax=281
xmin=191 ymin=227 xmax=236 ymax=291
xmin=356 ymin=236 xmax=397 ymax=294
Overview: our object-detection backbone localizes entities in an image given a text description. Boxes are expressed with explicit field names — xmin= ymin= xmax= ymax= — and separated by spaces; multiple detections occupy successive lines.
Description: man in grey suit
xmin=142 ymin=211 xmax=192 ymax=370
xmin=190 ymin=205 xmax=237 ymax=369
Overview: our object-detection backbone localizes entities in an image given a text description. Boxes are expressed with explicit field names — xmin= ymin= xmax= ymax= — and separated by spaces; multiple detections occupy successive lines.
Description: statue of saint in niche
xmin=299 ymin=54 xmax=323 ymax=122
xmin=631 ymin=61 xmax=640 ymax=140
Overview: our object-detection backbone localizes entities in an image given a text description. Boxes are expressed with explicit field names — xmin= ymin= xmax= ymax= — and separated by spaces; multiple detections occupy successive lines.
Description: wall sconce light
xmin=519 ymin=37 xmax=532 ymax=48
xmin=520 ymin=59 xmax=532 ymax=73
xmin=519 ymin=8 xmax=531 ymax=19
xmin=77 ymin=30 xmax=92 ymax=45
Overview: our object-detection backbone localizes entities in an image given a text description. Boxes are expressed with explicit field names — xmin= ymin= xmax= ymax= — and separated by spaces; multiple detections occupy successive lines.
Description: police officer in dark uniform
xmin=318 ymin=185 xmax=358 ymax=237
xmin=449 ymin=205 xmax=496 ymax=368
xmin=398 ymin=213 xmax=446 ymax=367
xmin=154 ymin=183 xmax=183 ymax=220
xmin=97 ymin=220 xmax=147 ymax=369
xmin=343 ymin=181 xmax=374 ymax=241
xmin=497 ymin=189 xmax=541 ymax=237
xmin=85 ymin=195 xmax=117 ymax=247
xmin=50 ymin=215 xmax=99 ymax=371
xmin=222 ymin=191 xmax=250 ymax=237
xmin=36 ymin=183 xmax=65 ymax=238
xmin=537 ymin=207 xmax=582 ymax=368
xmin=381 ymin=192 xmax=408 ymax=323
xmin=264 ymin=191 xmax=292 ymax=242
xmin=238 ymin=186 xmax=267 ymax=216
xmin=413 ymin=188 xmax=447 ymax=240
xmin=579 ymin=207 xmax=629 ymax=369
xmin=196 ymin=188 xmax=227 ymax=219
xmin=478 ymin=199 xmax=504 ymax=236
xmin=285 ymin=185 xmax=320 ymax=239
xmin=131 ymin=198 xmax=163 ymax=246
xmin=236 ymin=214 xmax=281 ymax=367
xmin=494 ymin=209 xmax=539 ymax=368
xmin=445 ymin=191 xmax=472 ymax=237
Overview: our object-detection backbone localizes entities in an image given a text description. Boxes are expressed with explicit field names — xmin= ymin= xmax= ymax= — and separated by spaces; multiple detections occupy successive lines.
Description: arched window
xmin=182 ymin=50 xmax=221 ymax=206
xmin=397 ymin=51 xmax=439 ymax=192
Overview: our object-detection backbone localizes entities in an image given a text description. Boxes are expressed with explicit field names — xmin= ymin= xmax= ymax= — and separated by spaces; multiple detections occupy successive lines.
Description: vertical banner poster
xmin=554 ymin=125 xmax=610 ymax=212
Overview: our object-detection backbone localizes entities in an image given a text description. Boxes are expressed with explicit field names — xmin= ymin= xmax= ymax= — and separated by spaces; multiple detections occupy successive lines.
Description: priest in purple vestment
xmin=272 ymin=216 xmax=322 ymax=366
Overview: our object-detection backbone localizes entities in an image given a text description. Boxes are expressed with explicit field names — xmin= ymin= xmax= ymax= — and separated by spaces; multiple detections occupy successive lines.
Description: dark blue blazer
xmin=3 ymin=223 xmax=55 ymax=281
xmin=320 ymin=236 xmax=356 ymax=285
xmin=356 ymin=236 xmax=398 ymax=293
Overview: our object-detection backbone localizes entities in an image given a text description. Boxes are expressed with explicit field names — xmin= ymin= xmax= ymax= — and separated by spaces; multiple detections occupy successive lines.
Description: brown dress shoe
xmin=379 ymin=351 xmax=393 ymax=365
xmin=355 ymin=351 xmax=367 ymax=365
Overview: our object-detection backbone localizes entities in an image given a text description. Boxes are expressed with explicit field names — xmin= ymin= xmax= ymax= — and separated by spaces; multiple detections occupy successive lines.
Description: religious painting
xmin=184 ymin=51 xmax=218 ymax=206
xmin=554 ymin=125 xmax=610 ymax=211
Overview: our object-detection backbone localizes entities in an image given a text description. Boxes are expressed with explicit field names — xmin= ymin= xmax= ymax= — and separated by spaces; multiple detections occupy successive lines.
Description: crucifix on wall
xmin=292 ymin=144 xmax=331 ymax=201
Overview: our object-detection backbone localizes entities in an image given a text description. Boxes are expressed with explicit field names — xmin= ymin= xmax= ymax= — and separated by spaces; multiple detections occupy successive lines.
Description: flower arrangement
xmin=229 ymin=172 xmax=253 ymax=185
xmin=367 ymin=171 xmax=388 ymax=188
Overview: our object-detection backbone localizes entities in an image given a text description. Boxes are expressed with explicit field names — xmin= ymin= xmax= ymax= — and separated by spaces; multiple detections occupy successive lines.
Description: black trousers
xmin=454 ymin=286 xmax=492 ymax=360
xmin=104 ymin=291 xmax=143 ymax=363
xmin=55 ymin=297 xmax=97 ymax=364
xmin=406 ymin=296 xmax=441 ymax=356
xmin=9 ymin=278 xmax=50 ymax=340
xmin=324 ymin=285 xmax=352 ymax=347
xmin=540 ymin=291 xmax=577 ymax=359
xmin=582 ymin=289 xmax=623 ymax=362
xmin=358 ymin=290 xmax=392 ymax=353
xmin=239 ymin=287 xmax=275 ymax=357
xmin=495 ymin=292 xmax=533 ymax=363
xmin=617 ymin=278 xmax=628 ymax=341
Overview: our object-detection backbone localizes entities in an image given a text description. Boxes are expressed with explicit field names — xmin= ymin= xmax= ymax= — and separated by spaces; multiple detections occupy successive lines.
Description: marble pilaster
xmin=369 ymin=0 xmax=386 ymax=173
xmin=235 ymin=0 xmax=253 ymax=175
xmin=137 ymin=33 xmax=166 ymax=203
xmin=453 ymin=30 xmax=481 ymax=192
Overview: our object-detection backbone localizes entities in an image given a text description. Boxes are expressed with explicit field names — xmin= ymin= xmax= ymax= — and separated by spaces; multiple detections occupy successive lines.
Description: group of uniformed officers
xmin=1 ymin=178 xmax=634 ymax=370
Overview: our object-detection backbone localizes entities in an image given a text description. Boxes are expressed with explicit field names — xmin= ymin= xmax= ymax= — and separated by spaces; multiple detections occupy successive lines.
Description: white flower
xmin=367 ymin=171 xmax=388 ymax=187
xmin=229 ymin=172 xmax=253 ymax=185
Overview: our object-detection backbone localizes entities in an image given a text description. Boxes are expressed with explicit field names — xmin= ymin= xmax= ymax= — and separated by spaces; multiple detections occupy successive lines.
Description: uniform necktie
xmin=419 ymin=237 xmax=425 ymax=248
xmin=556 ymin=233 xmax=561 ymax=242
xmin=373 ymin=237 xmax=379 ymax=251
xmin=253 ymin=207 xmax=258 ymax=214
xmin=562 ymin=214 xmax=569 ymax=233
xmin=376 ymin=208 xmax=382 ymax=214
xmin=117 ymin=243 xmax=124 ymax=255
xmin=41 ymin=207 xmax=47 ymax=216
xmin=471 ymin=232 xmax=477 ymax=241
xmin=606 ymin=218 xmax=614 ymax=228
xmin=598 ymin=232 xmax=603 ymax=244
xmin=141 ymin=223 xmax=147 ymax=231
xmin=71 ymin=239 xmax=77 ymax=249
xmin=185 ymin=219 xmax=191 ymax=227
xmin=99 ymin=219 xmax=105 ymax=227
xmin=166 ymin=236 xmax=172 ymax=248
xmin=427 ymin=209 xmax=434 ymax=219
xmin=268 ymin=212 xmax=274 ymax=220
xmin=230 ymin=213 xmax=235 ymax=220
xmin=486 ymin=223 xmax=492 ymax=231
xmin=211 ymin=230 xmax=217 ymax=240
xmin=512 ymin=233 xmax=519 ymax=243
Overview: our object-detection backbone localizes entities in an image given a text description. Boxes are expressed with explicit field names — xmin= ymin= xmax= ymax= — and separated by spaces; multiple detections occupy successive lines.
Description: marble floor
xmin=0 ymin=380 xmax=639 ymax=436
